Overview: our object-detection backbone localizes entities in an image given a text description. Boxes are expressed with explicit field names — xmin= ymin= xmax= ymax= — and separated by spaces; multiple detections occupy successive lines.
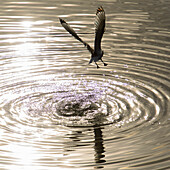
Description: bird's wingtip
xmin=96 ymin=6 xmax=104 ymax=14
xmin=59 ymin=18 xmax=65 ymax=24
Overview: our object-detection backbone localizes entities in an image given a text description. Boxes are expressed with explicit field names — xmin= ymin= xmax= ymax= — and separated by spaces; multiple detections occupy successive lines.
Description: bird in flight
xmin=59 ymin=6 xmax=107 ymax=68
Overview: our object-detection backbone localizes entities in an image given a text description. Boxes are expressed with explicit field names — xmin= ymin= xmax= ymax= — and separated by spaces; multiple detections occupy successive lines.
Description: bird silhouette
xmin=59 ymin=6 xmax=107 ymax=68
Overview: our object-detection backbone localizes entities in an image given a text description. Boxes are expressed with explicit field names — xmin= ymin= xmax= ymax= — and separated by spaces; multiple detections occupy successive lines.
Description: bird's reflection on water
xmin=0 ymin=0 xmax=169 ymax=169
xmin=93 ymin=127 xmax=106 ymax=165
xmin=64 ymin=126 xmax=106 ymax=168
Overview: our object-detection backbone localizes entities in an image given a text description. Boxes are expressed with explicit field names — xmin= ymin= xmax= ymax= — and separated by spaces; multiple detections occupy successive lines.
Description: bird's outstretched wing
xmin=59 ymin=18 xmax=94 ymax=54
xmin=94 ymin=6 xmax=105 ymax=52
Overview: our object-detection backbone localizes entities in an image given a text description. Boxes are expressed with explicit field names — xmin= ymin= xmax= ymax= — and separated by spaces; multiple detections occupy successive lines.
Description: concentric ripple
xmin=0 ymin=0 xmax=170 ymax=169
xmin=0 ymin=73 xmax=167 ymax=131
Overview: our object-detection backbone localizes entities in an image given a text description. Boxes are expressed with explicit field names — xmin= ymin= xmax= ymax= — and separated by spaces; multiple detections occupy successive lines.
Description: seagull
xmin=59 ymin=6 xmax=107 ymax=68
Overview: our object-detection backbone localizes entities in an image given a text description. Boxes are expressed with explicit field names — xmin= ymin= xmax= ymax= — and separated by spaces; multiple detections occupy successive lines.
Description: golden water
xmin=0 ymin=0 xmax=169 ymax=169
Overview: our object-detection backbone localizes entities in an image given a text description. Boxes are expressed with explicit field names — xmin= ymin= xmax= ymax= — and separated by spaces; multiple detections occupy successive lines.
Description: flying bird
xmin=59 ymin=6 xmax=107 ymax=68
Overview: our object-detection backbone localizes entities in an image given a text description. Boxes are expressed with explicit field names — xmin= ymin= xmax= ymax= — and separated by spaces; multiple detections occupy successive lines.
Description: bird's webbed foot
xmin=101 ymin=59 xmax=108 ymax=66
xmin=95 ymin=62 xmax=100 ymax=68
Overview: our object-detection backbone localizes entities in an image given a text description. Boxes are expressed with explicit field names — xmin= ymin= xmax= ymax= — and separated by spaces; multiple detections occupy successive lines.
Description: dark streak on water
xmin=0 ymin=0 xmax=170 ymax=169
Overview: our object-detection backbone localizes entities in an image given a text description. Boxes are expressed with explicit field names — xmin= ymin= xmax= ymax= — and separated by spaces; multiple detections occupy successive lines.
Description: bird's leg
xmin=101 ymin=59 xmax=108 ymax=66
xmin=95 ymin=62 xmax=100 ymax=68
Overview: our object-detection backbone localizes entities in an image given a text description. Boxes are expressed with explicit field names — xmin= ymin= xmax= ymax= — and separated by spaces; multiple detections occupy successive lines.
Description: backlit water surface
xmin=0 ymin=0 xmax=170 ymax=169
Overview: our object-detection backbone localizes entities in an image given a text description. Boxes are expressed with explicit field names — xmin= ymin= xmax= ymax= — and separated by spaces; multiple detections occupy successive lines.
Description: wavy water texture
xmin=0 ymin=0 xmax=170 ymax=169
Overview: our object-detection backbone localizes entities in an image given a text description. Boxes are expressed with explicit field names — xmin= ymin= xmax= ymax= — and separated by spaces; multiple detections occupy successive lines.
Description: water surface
xmin=0 ymin=0 xmax=170 ymax=169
